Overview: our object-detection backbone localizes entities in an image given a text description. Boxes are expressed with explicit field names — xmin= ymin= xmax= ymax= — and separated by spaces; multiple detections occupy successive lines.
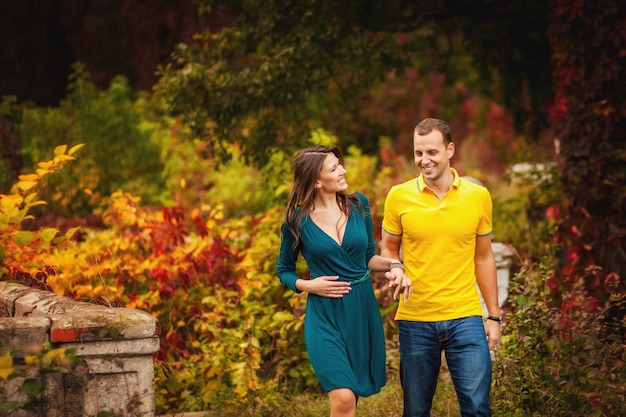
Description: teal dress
xmin=277 ymin=193 xmax=386 ymax=396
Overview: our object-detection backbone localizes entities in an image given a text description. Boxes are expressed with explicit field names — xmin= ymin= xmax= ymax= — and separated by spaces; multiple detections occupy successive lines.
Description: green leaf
xmin=41 ymin=228 xmax=59 ymax=242
xmin=65 ymin=226 xmax=80 ymax=239
xmin=41 ymin=366 xmax=70 ymax=374
xmin=0 ymin=401 xmax=32 ymax=410
xmin=20 ymin=378 xmax=42 ymax=395
xmin=10 ymin=231 xmax=37 ymax=246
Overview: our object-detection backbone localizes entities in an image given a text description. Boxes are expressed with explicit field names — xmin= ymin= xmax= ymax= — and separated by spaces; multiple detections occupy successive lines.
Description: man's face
xmin=413 ymin=129 xmax=455 ymax=183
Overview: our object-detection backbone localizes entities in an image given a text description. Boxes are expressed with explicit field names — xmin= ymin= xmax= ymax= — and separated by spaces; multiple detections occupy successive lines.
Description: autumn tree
xmin=547 ymin=0 xmax=625 ymax=300
xmin=156 ymin=0 xmax=625 ymax=298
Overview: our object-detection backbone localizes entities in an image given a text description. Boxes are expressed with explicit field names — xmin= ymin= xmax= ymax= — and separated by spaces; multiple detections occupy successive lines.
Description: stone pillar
xmin=0 ymin=282 xmax=160 ymax=417
xmin=479 ymin=242 xmax=516 ymax=316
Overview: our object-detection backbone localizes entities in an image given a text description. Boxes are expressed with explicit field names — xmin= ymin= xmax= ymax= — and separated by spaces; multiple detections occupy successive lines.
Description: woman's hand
xmin=385 ymin=269 xmax=412 ymax=302
xmin=298 ymin=275 xmax=352 ymax=298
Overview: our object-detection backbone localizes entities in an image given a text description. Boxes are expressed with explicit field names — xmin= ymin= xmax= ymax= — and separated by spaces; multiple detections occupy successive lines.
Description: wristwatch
xmin=486 ymin=315 xmax=502 ymax=323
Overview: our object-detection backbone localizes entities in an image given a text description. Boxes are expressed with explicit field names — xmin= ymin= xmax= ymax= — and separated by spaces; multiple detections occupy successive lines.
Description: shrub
xmin=0 ymin=342 xmax=79 ymax=413
xmin=18 ymin=64 xmax=166 ymax=218
xmin=492 ymin=246 xmax=626 ymax=416
xmin=0 ymin=145 xmax=81 ymax=289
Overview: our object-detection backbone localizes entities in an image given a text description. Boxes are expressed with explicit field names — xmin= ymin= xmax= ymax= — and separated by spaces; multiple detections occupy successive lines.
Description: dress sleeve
xmin=357 ymin=193 xmax=376 ymax=265
xmin=276 ymin=221 xmax=303 ymax=293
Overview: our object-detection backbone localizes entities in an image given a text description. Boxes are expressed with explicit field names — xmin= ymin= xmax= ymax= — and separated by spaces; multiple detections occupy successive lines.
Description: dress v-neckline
xmin=309 ymin=213 xmax=348 ymax=247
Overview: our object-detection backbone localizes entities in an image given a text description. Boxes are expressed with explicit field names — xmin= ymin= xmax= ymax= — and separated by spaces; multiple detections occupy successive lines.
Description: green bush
xmin=492 ymin=162 xmax=562 ymax=262
xmin=492 ymin=247 xmax=626 ymax=416
xmin=18 ymin=64 xmax=167 ymax=218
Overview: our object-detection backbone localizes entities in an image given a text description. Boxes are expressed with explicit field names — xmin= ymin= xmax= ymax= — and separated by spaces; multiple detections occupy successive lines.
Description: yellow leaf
xmin=44 ymin=348 xmax=67 ymax=361
xmin=23 ymin=192 xmax=37 ymax=203
xmin=1 ymin=194 xmax=22 ymax=209
xmin=54 ymin=145 xmax=68 ymax=155
xmin=25 ymin=200 xmax=47 ymax=209
xmin=0 ymin=355 xmax=14 ymax=381
xmin=68 ymin=143 xmax=85 ymax=155
xmin=16 ymin=181 xmax=37 ymax=191
xmin=275 ymin=184 xmax=289 ymax=197
xmin=24 ymin=355 xmax=38 ymax=365
xmin=0 ymin=355 xmax=12 ymax=367
xmin=18 ymin=174 xmax=39 ymax=182
xmin=53 ymin=154 xmax=75 ymax=163
xmin=0 ymin=367 xmax=13 ymax=380
xmin=36 ymin=168 xmax=52 ymax=176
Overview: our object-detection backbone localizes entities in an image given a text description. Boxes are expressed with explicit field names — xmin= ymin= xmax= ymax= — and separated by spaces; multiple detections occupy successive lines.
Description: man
xmin=382 ymin=117 xmax=501 ymax=417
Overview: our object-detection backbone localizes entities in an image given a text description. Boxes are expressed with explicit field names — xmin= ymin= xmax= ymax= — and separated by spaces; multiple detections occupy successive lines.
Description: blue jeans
xmin=398 ymin=316 xmax=492 ymax=417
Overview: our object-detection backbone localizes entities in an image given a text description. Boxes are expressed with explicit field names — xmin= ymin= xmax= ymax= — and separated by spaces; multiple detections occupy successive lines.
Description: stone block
xmin=0 ymin=316 xmax=50 ymax=354
xmin=0 ymin=282 xmax=161 ymax=416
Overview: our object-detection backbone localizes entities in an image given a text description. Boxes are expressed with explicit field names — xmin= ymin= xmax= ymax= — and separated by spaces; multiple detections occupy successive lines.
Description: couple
xmin=277 ymin=118 xmax=502 ymax=417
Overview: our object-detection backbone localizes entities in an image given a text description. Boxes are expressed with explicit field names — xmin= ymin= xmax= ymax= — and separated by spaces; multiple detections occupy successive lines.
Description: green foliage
xmin=18 ymin=64 xmax=167 ymax=217
xmin=492 ymin=247 xmax=626 ymax=416
xmin=0 ymin=342 xmax=79 ymax=412
xmin=156 ymin=0 xmax=424 ymax=167
xmin=158 ymin=126 xmax=291 ymax=216
xmin=156 ymin=0 xmax=557 ymax=168
xmin=492 ymin=162 xmax=562 ymax=261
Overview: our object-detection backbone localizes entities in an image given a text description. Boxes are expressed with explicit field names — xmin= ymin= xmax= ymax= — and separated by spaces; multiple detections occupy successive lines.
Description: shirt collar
xmin=417 ymin=168 xmax=460 ymax=192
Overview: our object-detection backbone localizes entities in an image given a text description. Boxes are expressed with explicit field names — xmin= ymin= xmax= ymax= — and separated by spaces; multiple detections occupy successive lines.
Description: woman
xmin=277 ymin=145 xmax=412 ymax=417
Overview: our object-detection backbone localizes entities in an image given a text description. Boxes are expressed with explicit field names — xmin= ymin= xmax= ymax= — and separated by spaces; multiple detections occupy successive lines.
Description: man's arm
xmin=475 ymin=233 xmax=501 ymax=349
xmin=381 ymin=230 xmax=409 ymax=299
xmin=381 ymin=229 xmax=402 ymax=262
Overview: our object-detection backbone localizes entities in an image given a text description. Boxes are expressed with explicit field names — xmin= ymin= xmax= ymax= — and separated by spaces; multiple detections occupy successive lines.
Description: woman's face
xmin=316 ymin=153 xmax=348 ymax=193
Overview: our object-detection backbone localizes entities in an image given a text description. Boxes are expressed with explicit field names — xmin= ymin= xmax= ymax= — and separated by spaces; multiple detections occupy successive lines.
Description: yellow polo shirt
xmin=382 ymin=168 xmax=493 ymax=321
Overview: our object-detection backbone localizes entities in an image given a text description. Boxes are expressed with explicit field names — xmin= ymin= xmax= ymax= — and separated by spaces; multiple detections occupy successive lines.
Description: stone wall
xmin=0 ymin=282 xmax=160 ymax=417
xmin=479 ymin=242 xmax=516 ymax=316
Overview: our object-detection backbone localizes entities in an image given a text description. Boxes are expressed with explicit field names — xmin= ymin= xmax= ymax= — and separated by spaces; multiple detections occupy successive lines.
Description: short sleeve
xmin=477 ymin=187 xmax=493 ymax=236
xmin=381 ymin=186 xmax=402 ymax=236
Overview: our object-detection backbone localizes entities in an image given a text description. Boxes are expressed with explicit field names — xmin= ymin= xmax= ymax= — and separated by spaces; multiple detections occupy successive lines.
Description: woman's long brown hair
xmin=284 ymin=146 xmax=362 ymax=248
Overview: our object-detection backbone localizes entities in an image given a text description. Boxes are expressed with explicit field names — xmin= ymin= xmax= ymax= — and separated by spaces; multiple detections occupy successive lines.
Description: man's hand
xmin=384 ymin=269 xmax=413 ymax=302
xmin=485 ymin=319 xmax=502 ymax=350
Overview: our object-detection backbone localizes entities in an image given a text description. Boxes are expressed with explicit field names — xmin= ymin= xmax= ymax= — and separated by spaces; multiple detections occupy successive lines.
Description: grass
xmin=357 ymin=369 xmax=460 ymax=417
xmin=269 ymin=348 xmax=462 ymax=417
xmin=193 ymin=366 xmax=461 ymax=417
